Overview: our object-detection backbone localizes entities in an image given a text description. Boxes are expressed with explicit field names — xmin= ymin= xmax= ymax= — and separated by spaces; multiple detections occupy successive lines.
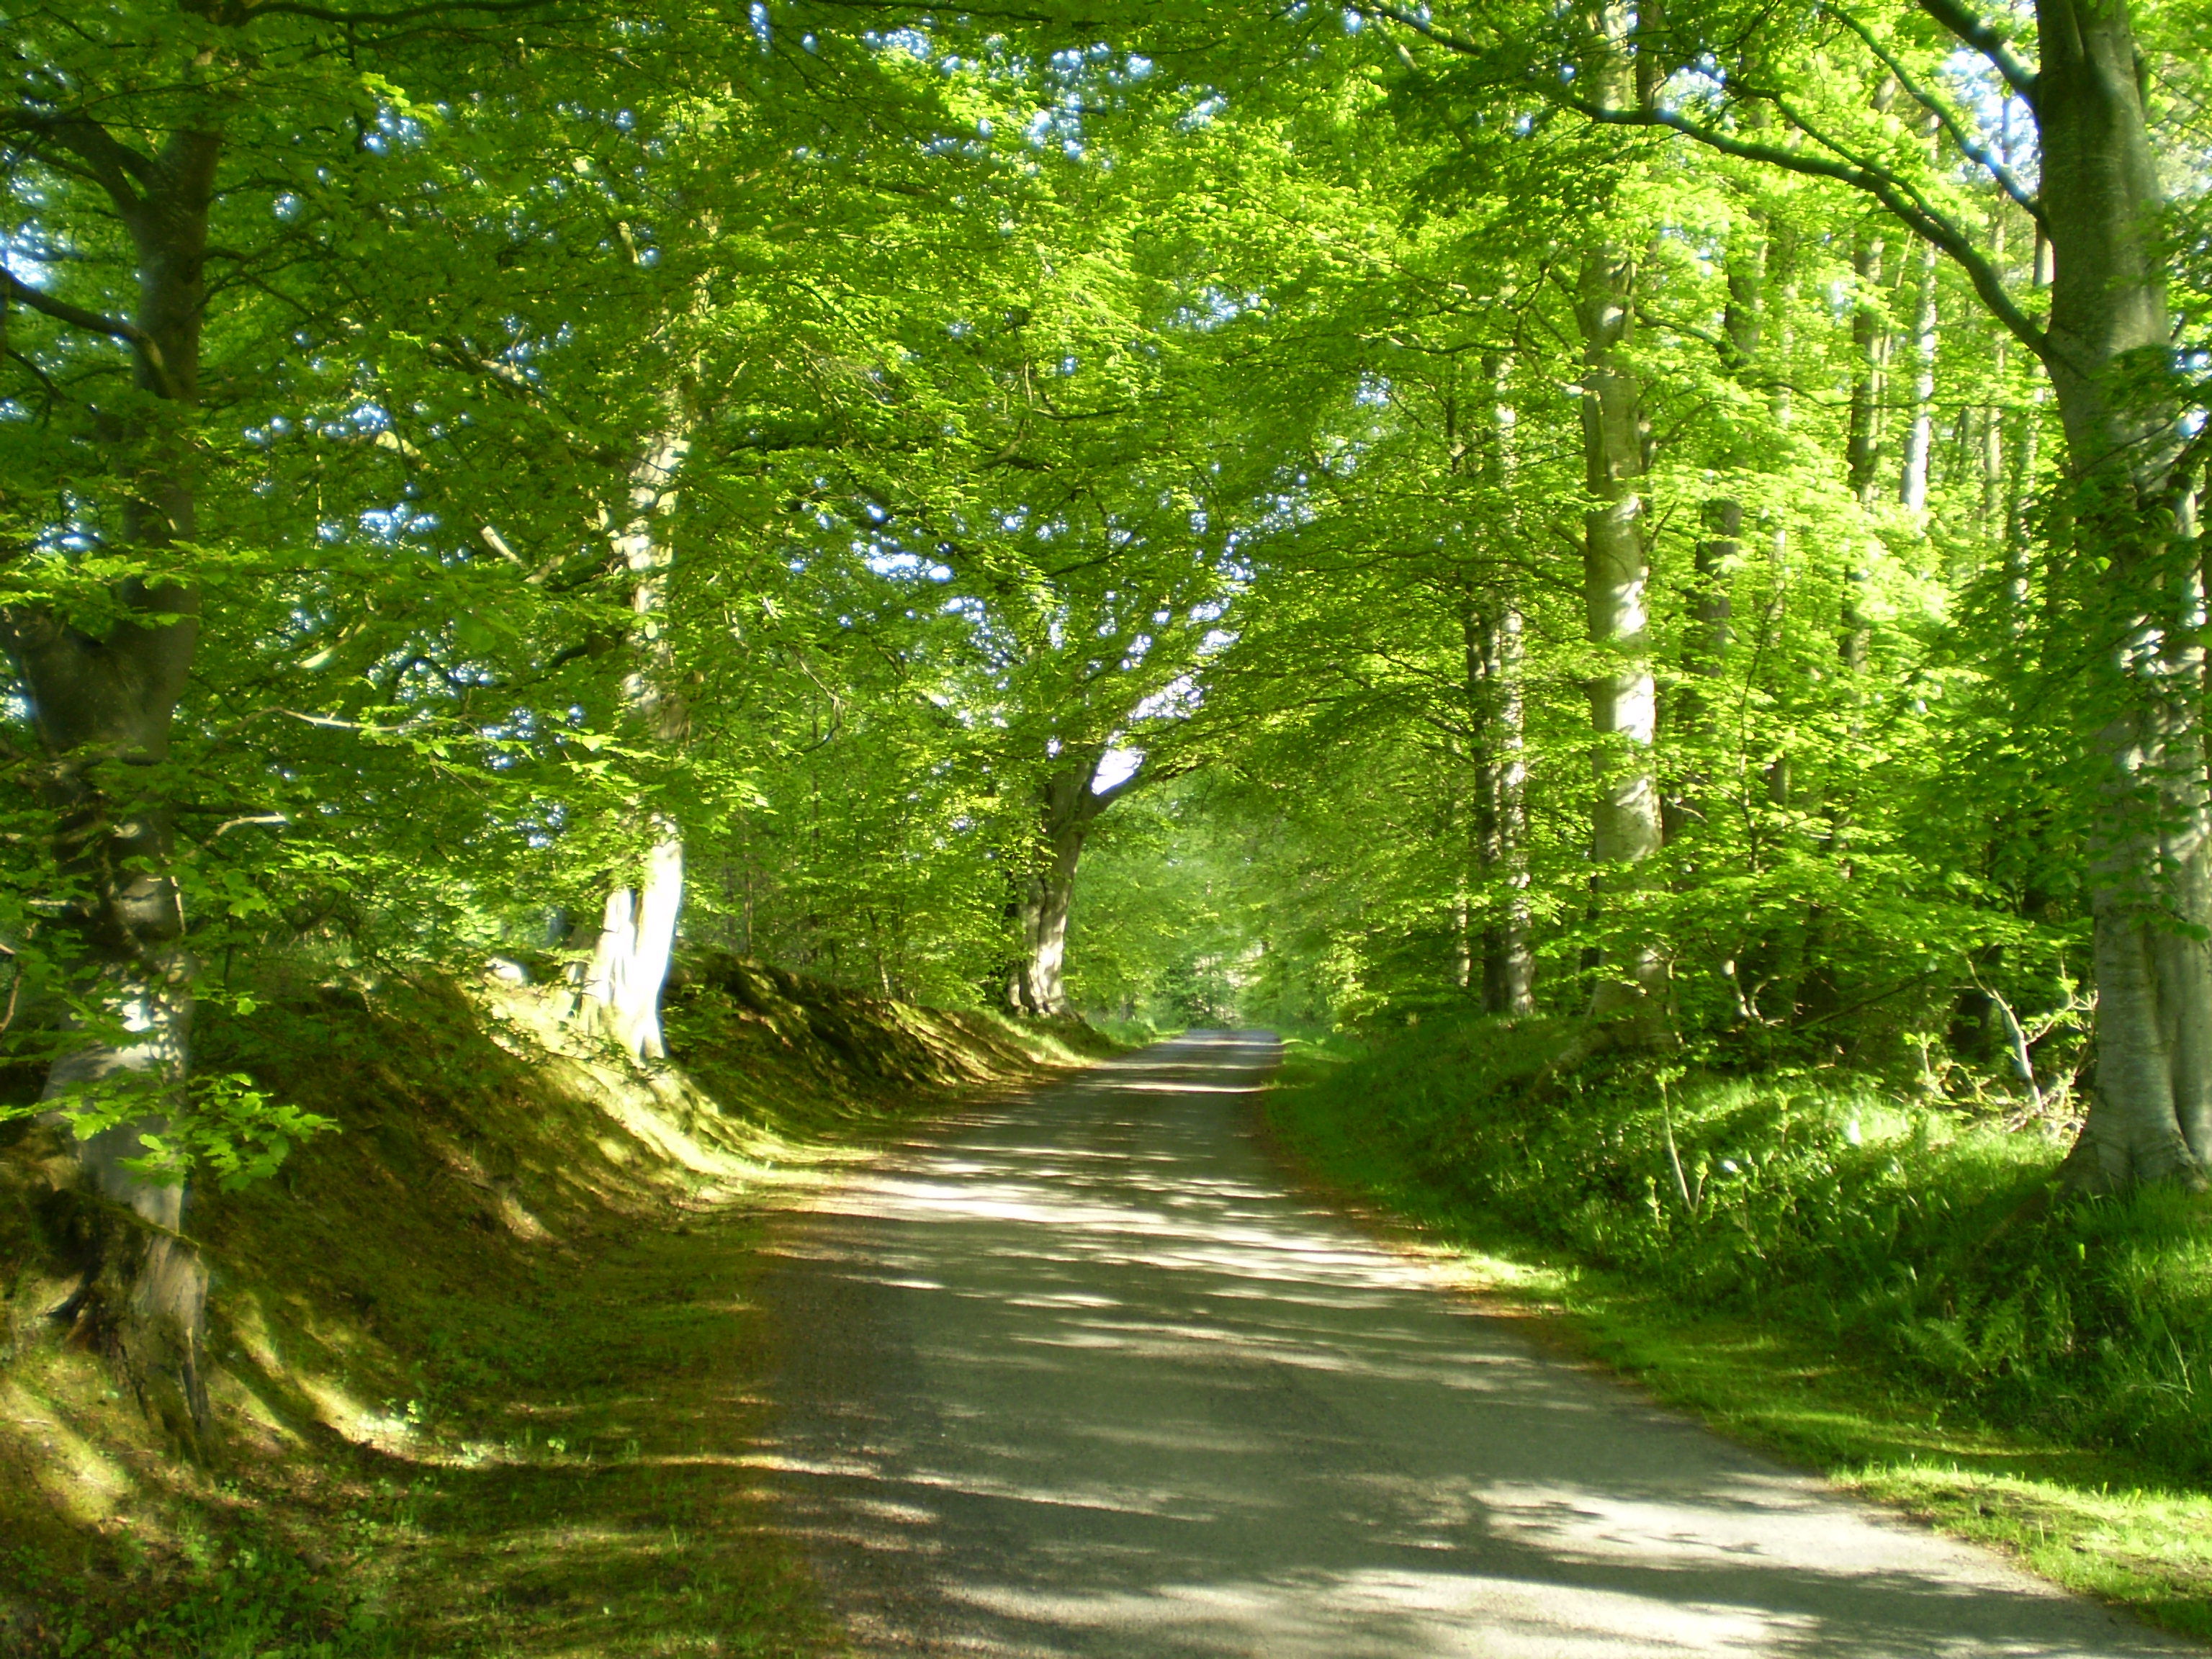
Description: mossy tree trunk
xmin=2031 ymin=0 xmax=2212 ymax=1189
xmin=0 ymin=120 xmax=223 ymax=1437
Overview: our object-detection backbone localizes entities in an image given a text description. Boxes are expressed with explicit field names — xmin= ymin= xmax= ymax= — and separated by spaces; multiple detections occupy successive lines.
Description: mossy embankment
xmin=0 ymin=957 xmax=1099 ymax=1657
xmin=1267 ymin=1017 xmax=2212 ymax=1643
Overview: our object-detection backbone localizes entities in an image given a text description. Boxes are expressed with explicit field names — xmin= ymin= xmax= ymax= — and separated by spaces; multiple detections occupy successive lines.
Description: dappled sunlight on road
xmin=757 ymin=1033 xmax=2184 ymax=1658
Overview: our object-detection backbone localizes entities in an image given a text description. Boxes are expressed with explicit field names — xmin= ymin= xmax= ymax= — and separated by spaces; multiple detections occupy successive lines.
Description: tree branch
xmin=1912 ymin=0 xmax=2039 ymax=107
xmin=1562 ymin=94 xmax=2049 ymax=359
xmin=29 ymin=114 xmax=155 ymax=212
xmin=1 ymin=269 xmax=179 ymax=396
xmin=1354 ymin=1 xmax=2049 ymax=359
xmin=1085 ymin=758 xmax=1148 ymax=815
xmin=1828 ymin=6 xmax=2044 ymax=224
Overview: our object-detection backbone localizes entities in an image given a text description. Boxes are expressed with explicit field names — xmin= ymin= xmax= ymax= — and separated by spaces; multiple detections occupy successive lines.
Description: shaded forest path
xmin=756 ymin=1033 xmax=2186 ymax=1658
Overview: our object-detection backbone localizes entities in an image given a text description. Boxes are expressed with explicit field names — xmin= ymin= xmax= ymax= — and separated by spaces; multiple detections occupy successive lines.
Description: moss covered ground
xmin=0 ymin=958 xmax=1097 ymax=1656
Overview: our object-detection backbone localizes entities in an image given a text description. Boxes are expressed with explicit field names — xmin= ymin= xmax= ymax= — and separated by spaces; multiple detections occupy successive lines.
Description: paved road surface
xmin=756 ymin=1032 xmax=2188 ymax=1658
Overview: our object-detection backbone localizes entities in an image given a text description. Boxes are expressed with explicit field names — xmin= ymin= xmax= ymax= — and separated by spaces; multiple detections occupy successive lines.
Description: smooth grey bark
xmin=1458 ymin=356 xmax=1534 ymax=1016
xmin=1466 ymin=599 xmax=1535 ymax=1015
xmin=0 ymin=122 xmax=222 ymax=1436
xmin=2028 ymin=0 xmax=2212 ymax=1188
xmin=1572 ymin=32 xmax=1669 ymax=1034
xmin=1004 ymin=752 xmax=1141 ymax=1019
xmin=1900 ymin=236 xmax=1942 ymax=512
xmin=575 ymin=422 xmax=691 ymax=1063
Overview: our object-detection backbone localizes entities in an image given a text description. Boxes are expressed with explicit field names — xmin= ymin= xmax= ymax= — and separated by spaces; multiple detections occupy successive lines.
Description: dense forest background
xmin=5 ymin=0 xmax=2212 ymax=1473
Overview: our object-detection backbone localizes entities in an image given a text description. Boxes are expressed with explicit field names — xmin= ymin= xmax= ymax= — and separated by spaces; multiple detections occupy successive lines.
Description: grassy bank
xmin=1265 ymin=1017 xmax=2212 ymax=1643
xmin=1 ymin=958 xmax=1094 ymax=1657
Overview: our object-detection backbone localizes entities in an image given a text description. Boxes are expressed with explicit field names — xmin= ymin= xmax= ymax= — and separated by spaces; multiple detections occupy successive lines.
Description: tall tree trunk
xmin=1 ymin=127 xmax=223 ymax=1437
xmin=575 ymin=421 xmax=691 ymax=1061
xmin=1461 ymin=356 xmax=1534 ymax=1015
xmin=1900 ymin=236 xmax=1941 ymax=511
xmin=1843 ymin=222 xmax=1890 ymax=675
xmin=1004 ymin=754 xmax=1142 ymax=1019
xmin=1575 ymin=161 xmax=1668 ymax=1031
xmin=1980 ymin=166 xmax=2012 ymax=554
xmin=1007 ymin=813 xmax=1084 ymax=1018
xmin=1467 ymin=598 xmax=1536 ymax=1015
xmin=1444 ymin=739 xmax=1474 ymax=994
xmin=2031 ymin=0 xmax=2212 ymax=1187
xmin=1671 ymin=229 xmax=1759 ymax=848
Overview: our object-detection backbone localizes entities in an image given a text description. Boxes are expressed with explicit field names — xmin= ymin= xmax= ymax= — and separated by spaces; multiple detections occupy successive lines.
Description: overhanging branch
xmin=1 ymin=271 xmax=180 ymax=395
xmin=244 ymin=0 xmax=568 ymax=23
xmin=1353 ymin=1 xmax=2051 ymax=361
xmin=1914 ymin=0 xmax=2040 ymax=107
xmin=1827 ymin=5 xmax=2044 ymax=225
xmin=1559 ymin=95 xmax=2049 ymax=360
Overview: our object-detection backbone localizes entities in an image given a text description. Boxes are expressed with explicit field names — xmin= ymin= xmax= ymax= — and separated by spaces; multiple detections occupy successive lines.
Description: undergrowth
xmin=6 ymin=1541 xmax=395 ymax=1659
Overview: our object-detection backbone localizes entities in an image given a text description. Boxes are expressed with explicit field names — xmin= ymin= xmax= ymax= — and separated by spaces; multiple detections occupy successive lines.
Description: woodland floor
xmin=7 ymin=1011 xmax=2206 ymax=1656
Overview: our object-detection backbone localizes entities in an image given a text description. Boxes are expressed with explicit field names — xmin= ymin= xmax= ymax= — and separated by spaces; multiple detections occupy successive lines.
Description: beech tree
xmin=1 ymin=0 xmax=639 ymax=1434
xmin=0 ymin=0 xmax=979 ymax=1424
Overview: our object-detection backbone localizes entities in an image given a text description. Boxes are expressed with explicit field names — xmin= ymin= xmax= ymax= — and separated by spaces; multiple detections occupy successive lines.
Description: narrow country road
xmin=756 ymin=1033 xmax=2188 ymax=1658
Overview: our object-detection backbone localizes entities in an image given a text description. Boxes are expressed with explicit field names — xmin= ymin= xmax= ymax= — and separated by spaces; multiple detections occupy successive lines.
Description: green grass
xmin=1264 ymin=1022 xmax=2212 ymax=1645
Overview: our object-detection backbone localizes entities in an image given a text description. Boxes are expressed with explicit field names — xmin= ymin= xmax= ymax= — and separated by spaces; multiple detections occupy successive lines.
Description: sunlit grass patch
xmin=1848 ymin=1466 xmax=2212 ymax=1637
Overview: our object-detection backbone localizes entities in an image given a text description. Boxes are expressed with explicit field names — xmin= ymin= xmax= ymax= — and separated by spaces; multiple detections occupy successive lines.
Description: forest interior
xmin=6 ymin=0 xmax=2212 ymax=1652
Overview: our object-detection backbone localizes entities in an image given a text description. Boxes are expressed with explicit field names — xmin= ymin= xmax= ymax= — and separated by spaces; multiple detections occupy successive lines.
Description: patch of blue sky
xmin=1093 ymin=747 xmax=1143 ymax=792
xmin=1131 ymin=673 xmax=1203 ymax=720
xmin=1178 ymin=94 xmax=1227 ymax=132
xmin=1169 ymin=287 xmax=1256 ymax=333
xmin=362 ymin=107 xmax=428 ymax=156
xmin=866 ymin=548 xmax=953 ymax=582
